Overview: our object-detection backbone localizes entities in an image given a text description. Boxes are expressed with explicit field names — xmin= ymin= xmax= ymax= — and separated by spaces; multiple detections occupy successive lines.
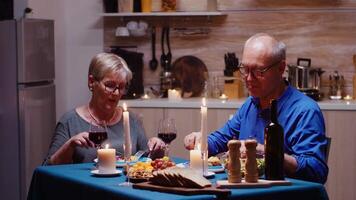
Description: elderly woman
xmin=44 ymin=53 xmax=164 ymax=165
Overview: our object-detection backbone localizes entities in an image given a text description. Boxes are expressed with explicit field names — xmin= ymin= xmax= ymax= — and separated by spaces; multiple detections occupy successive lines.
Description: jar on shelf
xmin=161 ymin=0 xmax=176 ymax=12
xmin=151 ymin=0 xmax=162 ymax=12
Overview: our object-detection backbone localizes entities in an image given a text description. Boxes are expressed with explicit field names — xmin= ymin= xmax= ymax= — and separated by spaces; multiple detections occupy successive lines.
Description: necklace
xmin=87 ymin=105 xmax=117 ymax=125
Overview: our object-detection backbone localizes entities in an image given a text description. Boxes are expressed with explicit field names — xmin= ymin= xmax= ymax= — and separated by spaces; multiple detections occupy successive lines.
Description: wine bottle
xmin=264 ymin=99 xmax=284 ymax=180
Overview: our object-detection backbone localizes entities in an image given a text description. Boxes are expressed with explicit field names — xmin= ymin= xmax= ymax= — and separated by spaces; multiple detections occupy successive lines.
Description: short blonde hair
xmin=88 ymin=53 xmax=132 ymax=83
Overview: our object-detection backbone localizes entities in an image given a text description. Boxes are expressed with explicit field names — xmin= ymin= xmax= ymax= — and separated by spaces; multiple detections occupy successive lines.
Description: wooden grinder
xmin=228 ymin=140 xmax=241 ymax=183
xmin=245 ymin=140 xmax=258 ymax=183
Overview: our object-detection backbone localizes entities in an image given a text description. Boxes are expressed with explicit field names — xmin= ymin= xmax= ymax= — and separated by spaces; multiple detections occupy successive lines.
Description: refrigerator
xmin=0 ymin=18 xmax=56 ymax=200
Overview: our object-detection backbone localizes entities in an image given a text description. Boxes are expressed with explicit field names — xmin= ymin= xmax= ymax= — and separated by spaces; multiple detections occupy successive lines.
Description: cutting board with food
xmin=133 ymin=167 xmax=231 ymax=197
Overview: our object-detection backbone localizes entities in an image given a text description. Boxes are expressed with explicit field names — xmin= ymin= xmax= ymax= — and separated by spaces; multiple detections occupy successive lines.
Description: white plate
xmin=176 ymin=162 xmax=225 ymax=173
xmin=94 ymin=157 xmax=152 ymax=167
xmin=208 ymin=165 xmax=225 ymax=173
xmin=203 ymin=171 xmax=215 ymax=178
xmin=91 ymin=169 xmax=122 ymax=177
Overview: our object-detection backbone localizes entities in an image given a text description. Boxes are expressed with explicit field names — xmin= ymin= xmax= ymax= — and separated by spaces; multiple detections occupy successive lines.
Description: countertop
xmin=119 ymin=97 xmax=356 ymax=111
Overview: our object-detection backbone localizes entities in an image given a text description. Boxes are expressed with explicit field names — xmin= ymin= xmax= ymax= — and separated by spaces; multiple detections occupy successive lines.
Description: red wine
xmin=264 ymin=99 xmax=284 ymax=180
xmin=158 ymin=132 xmax=177 ymax=144
xmin=89 ymin=131 xmax=108 ymax=145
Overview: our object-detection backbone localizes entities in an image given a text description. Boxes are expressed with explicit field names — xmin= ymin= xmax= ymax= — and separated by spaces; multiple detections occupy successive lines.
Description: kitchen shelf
xmin=101 ymin=11 xmax=226 ymax=17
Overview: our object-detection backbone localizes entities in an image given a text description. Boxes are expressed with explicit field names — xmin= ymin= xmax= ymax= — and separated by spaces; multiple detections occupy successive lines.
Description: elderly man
xmin=184 ymin=33 xmax=328 ymax=184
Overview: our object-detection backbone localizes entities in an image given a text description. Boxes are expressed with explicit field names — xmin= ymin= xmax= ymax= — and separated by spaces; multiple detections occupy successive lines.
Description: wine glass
xmin=157 ymin=118 xmax=177 ymax=157
xmin=88 ymin=121 xmax=108 ymax=149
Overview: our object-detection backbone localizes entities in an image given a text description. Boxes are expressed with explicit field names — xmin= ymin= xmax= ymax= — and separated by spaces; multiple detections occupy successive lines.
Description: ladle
xmin=149 ymin=26 xmax=158 ymax=71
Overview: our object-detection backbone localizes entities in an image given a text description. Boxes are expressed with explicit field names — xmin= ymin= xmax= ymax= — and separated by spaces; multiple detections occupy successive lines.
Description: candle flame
xmin=202 ymin=97 xmax=206 ymax=107
xmin=105 ymin=144 xmax=109 ymax=149
xmin=123 ymin=103 xmax=127 ymax=111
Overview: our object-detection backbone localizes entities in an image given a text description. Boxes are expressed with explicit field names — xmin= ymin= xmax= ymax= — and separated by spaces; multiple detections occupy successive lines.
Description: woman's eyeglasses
xmin=99 ymin=81 xmax=128 ymax=95
xmin=238 ymin=60 xmax=281 ymax=78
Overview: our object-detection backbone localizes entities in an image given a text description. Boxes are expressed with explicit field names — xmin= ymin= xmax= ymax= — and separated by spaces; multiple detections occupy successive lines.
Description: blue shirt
xmin=208 ymin=85 xmax=328 ymax=184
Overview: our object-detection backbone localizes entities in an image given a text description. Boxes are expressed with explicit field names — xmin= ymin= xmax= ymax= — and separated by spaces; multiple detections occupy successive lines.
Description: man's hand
xmin=184 ymin=132 xmax=201 ymax=150
xmin=239 ymin=140 xmax=264 ymax=158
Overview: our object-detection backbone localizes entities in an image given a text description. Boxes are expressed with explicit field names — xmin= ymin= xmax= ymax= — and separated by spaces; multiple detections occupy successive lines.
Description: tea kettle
xmin=287 ymin=58 xmax=324 ymax=101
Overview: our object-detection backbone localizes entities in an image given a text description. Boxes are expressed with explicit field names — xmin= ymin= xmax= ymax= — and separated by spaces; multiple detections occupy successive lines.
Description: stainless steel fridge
xmin=0 ymin=18 xmax=56 ymax=200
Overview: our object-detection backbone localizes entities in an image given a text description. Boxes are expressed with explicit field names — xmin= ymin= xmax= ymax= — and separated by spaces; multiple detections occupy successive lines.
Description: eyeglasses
xmin=99 ymin=81 xmax=128 ymax=95
xmin=238 ymin=60 xmax=281 ymax=78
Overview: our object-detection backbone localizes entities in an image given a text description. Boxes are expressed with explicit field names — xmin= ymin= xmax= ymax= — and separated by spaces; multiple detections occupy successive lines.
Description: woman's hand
xmin=69 ymin=132 xmax=95 ymax=149
xmin=147 ymin=137 xmax=165 ymax=159
xmin=148 ymin=137 xmax=165 ymax=152
xmin=49 ymin=132 xmax=95 ymax=165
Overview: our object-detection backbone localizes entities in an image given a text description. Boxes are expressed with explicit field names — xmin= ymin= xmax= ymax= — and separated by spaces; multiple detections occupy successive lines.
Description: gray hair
xmin=88 ymin=52 xmax=132 ymax=83
xmin=244 ymin=33 xmax=286 ymax=62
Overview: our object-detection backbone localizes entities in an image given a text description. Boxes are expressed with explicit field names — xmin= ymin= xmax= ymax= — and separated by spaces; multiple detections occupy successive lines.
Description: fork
xmin=133 ymin=150 xmax=146 ymax=161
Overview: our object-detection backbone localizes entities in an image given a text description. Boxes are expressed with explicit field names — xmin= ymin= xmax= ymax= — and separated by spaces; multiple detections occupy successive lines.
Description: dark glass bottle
xmin=264 ymin=99 xmax=285 ymax=180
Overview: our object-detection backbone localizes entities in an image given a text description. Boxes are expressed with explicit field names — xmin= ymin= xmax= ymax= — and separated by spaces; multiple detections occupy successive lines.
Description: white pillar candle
xmin=122 ymin=103 xmax=132 ymax=160
xmin=98 ymin=144 xmax=116 ymax=173
xmin=190 ymin=149 xmax=202 ymax=171
xmin=200 ymin=98 xmax=208 ymax=151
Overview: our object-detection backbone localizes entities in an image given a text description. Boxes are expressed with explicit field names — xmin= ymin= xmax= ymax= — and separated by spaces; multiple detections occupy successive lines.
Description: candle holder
xmin=201 ymin=150 xmax=209 ymax=177
xmin=119 ymin=144 xmax=132 ymax=187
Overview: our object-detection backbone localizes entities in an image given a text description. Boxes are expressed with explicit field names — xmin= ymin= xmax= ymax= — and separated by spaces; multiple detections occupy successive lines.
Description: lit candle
xmin=200 ymin=98 xmax=208 ymax=151
xmin=141 ymin=93 xmax=150 ymax=100
xmin=190 ymin=149 xmax=202 ymax=171
xmin=168 ymin=89 xmax=182 ymax=101
xmin=219 ymin=93 xmax=228 ymax=100
xmin=98 ymin=144 xmax=116 ymax=173
xmin=122 ymin=103 xmax=132 ymax=160
xmin=344 ymin=95 xmax=353 ymax=101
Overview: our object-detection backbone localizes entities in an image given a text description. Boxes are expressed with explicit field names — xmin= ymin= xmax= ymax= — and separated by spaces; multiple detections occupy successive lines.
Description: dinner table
xmin=27 ymin=158 xmax=328 ymax=200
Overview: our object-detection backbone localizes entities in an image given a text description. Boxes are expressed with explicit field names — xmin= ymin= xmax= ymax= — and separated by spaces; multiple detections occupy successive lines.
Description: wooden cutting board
xmin=133 ymin=182 xmax=231 ymax=197
xmin=216 ymin=179 xmax=291 ymax=189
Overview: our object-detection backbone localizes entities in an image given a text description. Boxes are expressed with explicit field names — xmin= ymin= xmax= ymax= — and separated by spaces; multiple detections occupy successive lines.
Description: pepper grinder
xmin=245 ymin=139 xmax=258 ymax=183
xmin=228 ymin=140 xmax=241 ymax=183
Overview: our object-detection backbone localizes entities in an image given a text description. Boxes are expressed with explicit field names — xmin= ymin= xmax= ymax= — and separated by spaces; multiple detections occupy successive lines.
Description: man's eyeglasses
xmin=99 ymin=81 xmax=128 ymax=95
xmin=238 ymin=60 xmax=281 ymax=78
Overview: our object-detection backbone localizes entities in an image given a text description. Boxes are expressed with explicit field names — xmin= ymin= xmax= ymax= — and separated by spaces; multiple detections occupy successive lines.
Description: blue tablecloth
xmin=27 ymin=158 xmax=328 ymax=200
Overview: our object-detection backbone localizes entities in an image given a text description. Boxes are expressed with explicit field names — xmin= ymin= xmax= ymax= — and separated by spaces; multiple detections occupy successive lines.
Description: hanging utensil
xmin=149 ymin=26 xmax=158 ymax=71
xmin=166 ymin=27 xmax=172 ymax=68
xmin=160 ymin=27 xmax=172 ymax=70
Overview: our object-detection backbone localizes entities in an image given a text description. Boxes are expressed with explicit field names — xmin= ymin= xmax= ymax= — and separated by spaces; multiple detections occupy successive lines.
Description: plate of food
xmin=94 ymin=156 xmax=151 ymax=167
xmin=208 ymin=156 xmax=225 ymax=173
xmin=127 ymin=156 xmax=176 ymax=182
xmin=127 ymin=161 xmax=154 ymax=183
xmin=175 ymin=157 xmax=225 ymax=173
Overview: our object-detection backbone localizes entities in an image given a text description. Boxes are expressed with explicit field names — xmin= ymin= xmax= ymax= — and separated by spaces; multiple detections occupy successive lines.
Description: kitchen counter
xmin=119 ymin=98 xmax=356 ymax=111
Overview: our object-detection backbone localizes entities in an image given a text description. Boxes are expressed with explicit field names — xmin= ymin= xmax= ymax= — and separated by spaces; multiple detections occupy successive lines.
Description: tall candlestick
xmin=122 ymin=103 xmax=132 ymax=160
xmin=200 ymin=98 xmax=208 ymax=151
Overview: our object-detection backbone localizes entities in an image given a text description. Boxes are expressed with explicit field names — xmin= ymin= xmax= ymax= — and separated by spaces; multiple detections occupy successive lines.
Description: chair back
xmin=325 ymin=136 xmax=332 ymax=163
